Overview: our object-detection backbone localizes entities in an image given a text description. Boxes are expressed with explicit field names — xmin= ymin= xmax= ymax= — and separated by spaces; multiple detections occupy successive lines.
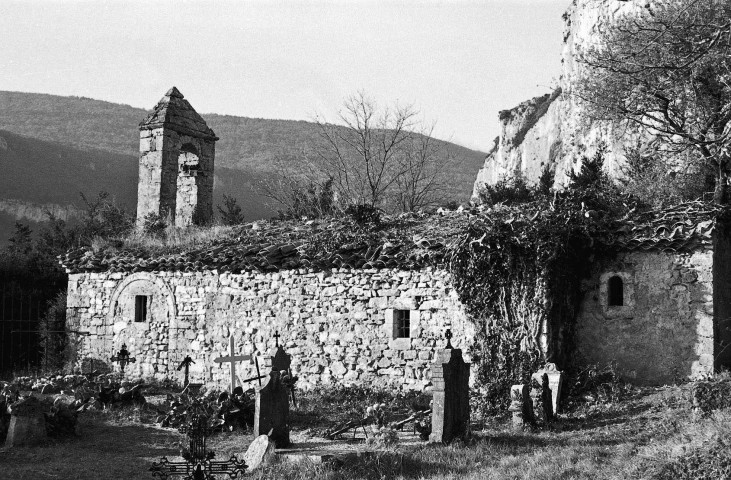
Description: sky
xmin=0 ymin=0 xmax=570 ymax=152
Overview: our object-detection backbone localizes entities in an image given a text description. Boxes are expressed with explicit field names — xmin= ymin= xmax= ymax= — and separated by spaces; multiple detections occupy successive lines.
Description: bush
xmin=692 ymin=374 xmax=731 ymax=415
xmin=566 ymin=363 xmax=631 ymax=404
xmin=478 ymin=174 xmax=533 ymax=206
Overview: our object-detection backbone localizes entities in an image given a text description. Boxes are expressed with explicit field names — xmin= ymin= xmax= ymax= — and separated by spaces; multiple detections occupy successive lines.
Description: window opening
xmin=607 ymin=276 xmax=624 ymax=307
xmin=395 ymin=310 xmax=411 ymax=338
xmin=135 ymin=295 xmax=148 ymax=322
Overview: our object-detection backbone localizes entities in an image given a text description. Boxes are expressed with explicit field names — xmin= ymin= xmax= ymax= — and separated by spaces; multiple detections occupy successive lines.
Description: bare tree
xmin=258 ymin=92 xmax=460 ymax=215
xmin=394 ymin=123 xmax=454 ymax=212
xmin=575 ymin=0 xmax=731 ymax=203
xmin=313 ymin=92 xmax=418 ymax=210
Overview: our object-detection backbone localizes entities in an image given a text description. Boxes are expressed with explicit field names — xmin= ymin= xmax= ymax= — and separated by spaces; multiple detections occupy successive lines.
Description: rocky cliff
xmin=473 ymin=0 xmax=655 ymax=197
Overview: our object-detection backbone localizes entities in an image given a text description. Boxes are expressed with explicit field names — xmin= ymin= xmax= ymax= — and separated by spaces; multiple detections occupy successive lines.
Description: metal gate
xmin=0 ymin=275 xmax=64 ymax=378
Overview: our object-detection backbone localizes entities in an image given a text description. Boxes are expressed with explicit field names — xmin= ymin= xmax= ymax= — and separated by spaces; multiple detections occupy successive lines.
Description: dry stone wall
xmin=66 ymin=268 xmax=472 ymax=391
xmin=576 ymin=249 xmax=714 ymax=385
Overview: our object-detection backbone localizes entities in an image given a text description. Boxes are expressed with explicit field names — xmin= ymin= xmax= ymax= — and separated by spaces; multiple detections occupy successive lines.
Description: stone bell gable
xmin=137 ymin=87 xmax=218 ymax=228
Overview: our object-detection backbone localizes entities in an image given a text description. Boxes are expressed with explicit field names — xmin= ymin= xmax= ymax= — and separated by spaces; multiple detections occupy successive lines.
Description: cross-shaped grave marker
xmin=213 ymin=335 xmax=251 ymax=393
xmin=111 ymin=343 xmax=136 ymax=375
xmin=177 ymin=355 xmax=195 ymax=388
xmin=273 ymin=330 xmax=281 ymax=348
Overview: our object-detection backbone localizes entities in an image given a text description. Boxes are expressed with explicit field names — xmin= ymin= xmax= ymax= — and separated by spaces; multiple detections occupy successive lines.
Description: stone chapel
xmin=61 ymin=88 xmax=731 ymax=391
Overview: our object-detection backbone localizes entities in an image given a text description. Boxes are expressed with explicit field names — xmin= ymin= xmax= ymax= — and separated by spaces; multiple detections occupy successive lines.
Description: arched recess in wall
xmin=107 ymin=272 xmax=177 ymax=327
xmin=178 ymin=143 xmax=200 ymax=176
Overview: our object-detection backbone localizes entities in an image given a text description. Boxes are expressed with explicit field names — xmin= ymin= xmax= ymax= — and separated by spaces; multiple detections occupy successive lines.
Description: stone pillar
xmin=5 ymin=396 xmax=46 ymax=447
xmin=508 ymin=384 xmax=533 ymax=428
xmin=254 ymin=345 xmax=292 ymax=448
xmin=429 ymin=348 xmax=470 ymax=444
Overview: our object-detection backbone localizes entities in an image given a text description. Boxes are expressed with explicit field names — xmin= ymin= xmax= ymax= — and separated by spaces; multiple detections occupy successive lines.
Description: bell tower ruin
xmin=136 ymin=87 xmax=218 ymax=228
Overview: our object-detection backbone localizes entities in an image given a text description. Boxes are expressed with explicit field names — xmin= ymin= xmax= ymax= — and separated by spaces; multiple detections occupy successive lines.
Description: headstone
xmin=243 ymin=434 xmax=276 ymax=471
xmin=508 ymin=384 xmax=533 ymax=428
xmin=429 ymin=333 xmax=470 ymax=444
xmin=530 ymin=372 xmax=553 ymax=423
xmin=543 ymin=363 xmax=565 ymax=415
xmin=5 ymin=396 xmax=46 ymax=447
xmin=254 ymin=341 xmax=292 ymax=448
xmin=531 ymin=363 xmax=565 ymax=417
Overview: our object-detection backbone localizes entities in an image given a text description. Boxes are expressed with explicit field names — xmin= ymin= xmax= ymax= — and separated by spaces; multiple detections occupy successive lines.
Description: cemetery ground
xmin=1 ymin=381 xmax=730 ymax=479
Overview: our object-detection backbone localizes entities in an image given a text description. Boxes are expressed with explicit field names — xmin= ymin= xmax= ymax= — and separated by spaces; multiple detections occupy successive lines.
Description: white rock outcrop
xmin=473 ymin=0 xmax=659 ymax=197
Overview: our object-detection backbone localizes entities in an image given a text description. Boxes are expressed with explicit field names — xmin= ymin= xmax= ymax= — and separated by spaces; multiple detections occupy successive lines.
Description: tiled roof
xmin=139 ymin=87 xmax=218 ymax=140
xmin=58 ymin=202 xmax=723 ymax=274
xmin=603 ymin=201 xmax=719 ymax=252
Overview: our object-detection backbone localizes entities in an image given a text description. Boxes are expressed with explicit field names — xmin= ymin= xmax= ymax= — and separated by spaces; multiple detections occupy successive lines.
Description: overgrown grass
xmin=2 ymin=383 xmax=730 ymax=479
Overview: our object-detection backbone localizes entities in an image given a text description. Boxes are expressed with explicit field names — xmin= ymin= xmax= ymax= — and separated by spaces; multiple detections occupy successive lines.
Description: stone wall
xmin=575 ymin=249 xmax=714 ymax=385
xmin=66 ymin=268 xmax=472 ymax=391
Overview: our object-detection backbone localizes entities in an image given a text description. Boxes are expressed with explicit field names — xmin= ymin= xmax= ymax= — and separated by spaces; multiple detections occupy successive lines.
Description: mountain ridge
xmin=0 ymin=90 xmax=486 ymax=242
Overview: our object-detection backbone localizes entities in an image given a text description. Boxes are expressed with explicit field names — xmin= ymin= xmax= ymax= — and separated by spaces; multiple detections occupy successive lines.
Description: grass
xmin=1 ymin=384 xmax=729 ymax=479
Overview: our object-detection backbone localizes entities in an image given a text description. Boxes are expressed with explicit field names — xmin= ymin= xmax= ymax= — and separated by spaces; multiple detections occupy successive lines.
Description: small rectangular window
xmin=395 ymin=310 xmax=411 ymax=338
xmin=135 ymin=295 xmax=148 ymax=322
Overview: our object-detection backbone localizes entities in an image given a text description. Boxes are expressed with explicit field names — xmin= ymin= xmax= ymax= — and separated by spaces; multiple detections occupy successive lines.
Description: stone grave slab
xmin=243 ymin=434 xmax=276 ymax=471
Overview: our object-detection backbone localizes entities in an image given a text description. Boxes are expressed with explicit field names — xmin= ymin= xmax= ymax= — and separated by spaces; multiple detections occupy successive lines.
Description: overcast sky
xmin=1 ymin=0 xmax=570 ymax=152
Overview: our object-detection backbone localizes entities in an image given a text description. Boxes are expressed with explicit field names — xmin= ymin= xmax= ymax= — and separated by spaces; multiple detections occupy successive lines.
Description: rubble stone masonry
xmin=66 ymin=268 xmax=472 ymax=391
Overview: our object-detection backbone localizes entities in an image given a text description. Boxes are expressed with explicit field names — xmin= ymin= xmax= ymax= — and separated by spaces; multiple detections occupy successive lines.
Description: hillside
xmin=0 ymin=90 xmax=485 ymax=241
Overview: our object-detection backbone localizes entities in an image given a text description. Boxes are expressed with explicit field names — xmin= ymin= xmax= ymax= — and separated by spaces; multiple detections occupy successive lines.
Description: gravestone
xmin=243 ymin=434 xmax=276 ymax=471
xmin=429 ymin=330 xmax=470 ymax=444
xmin=531 ymin=363 xmax=565 ymax=418
xmin=543 ymin=363 xmax=565 ymax=415
xmin=254 ymin=335 xmax=292 ymax=448
xmin=530 ymin=372 xmax=553 ymax=423
xmin=5 ymin=396 xmax=46 ymax=447
xmin=508 ymin=384 xmax=533 ymax=428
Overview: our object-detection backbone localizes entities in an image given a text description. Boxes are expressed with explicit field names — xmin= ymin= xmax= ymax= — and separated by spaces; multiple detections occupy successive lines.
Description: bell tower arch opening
xmin=136 ymin=87 xmax=218 ymax=228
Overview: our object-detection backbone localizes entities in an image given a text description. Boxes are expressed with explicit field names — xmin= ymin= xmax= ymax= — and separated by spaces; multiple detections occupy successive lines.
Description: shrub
xmin=692 ymin=373 xmax=731 ymax=415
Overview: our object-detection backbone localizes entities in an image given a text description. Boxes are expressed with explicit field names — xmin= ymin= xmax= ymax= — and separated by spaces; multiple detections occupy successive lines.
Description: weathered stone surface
xmin=473 ymin=0 xmax=654 ymax=196
xmin=243 ymin=435 xmax=276 ymax=471
xmin=66 ymin=268 xmax=472 ymax=391
xmin=575 ymin=250 xmax=715 ymax=384
xmin=5 ymin=396 xmax=46 ymax=447
xmin=136 ymin=88 xmax=217 ymax=228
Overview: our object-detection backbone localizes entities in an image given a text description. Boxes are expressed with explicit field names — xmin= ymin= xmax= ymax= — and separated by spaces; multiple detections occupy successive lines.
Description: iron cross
xmin=111 ymin=343 xmax=136 ymax=375
xmin=177 ymin=355 xmax=195 ymax=388
xmin=445 ymin=329 xmax=453 ymax=349
xmin=213 ymin=335 xmax=251 ymax=393
xmin=273 ymin=330 xmax=281 ymax=348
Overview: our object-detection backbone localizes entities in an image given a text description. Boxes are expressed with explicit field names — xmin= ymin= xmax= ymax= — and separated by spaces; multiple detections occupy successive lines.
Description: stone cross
xmin=214 ymin=335 xmax=251 ymax=393
xmin=429 ymin=341 xmax=470 ymax=444
xmin=110 ymin=343 xmax=136 ymax=375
